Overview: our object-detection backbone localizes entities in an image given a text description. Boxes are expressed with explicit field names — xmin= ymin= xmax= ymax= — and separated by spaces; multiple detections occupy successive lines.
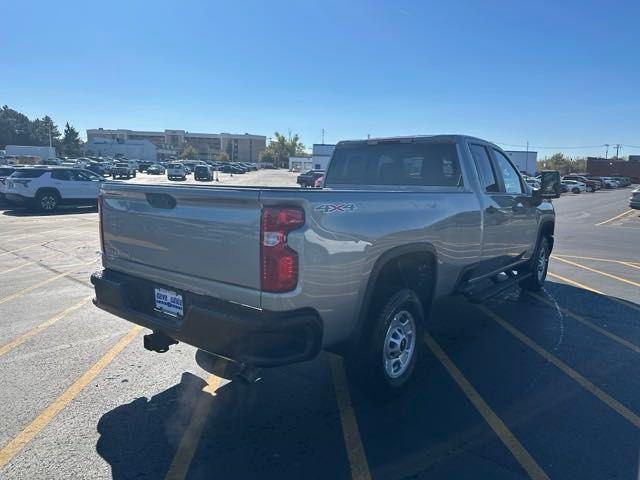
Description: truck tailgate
xmin=100 ymin=183 xmax=261 ymax=306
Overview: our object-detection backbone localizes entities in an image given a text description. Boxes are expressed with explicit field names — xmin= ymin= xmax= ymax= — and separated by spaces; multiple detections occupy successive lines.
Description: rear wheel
xmin=35 ymin=190 xmax=59 ymax=212
xmin=349 ymin=288 xmax=424 ymax=398
xmin=521 ymin=236 xmax=550 ymax=292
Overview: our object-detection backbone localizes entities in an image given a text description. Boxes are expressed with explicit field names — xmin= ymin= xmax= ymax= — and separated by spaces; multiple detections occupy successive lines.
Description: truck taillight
xmin=260 ymin=207 xmax=304 ymax=293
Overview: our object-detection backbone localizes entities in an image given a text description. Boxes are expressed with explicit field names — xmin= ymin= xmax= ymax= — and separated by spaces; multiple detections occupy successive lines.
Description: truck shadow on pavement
xmin=96 ymin=355 xmax=351 ymax=480
xmin=96 ymin=284 xmax=640 ymax=480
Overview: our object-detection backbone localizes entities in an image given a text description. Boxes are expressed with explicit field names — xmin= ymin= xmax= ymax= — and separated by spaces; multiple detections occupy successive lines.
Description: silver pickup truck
xmin=91 ymin=135 xmax=559 ymax=394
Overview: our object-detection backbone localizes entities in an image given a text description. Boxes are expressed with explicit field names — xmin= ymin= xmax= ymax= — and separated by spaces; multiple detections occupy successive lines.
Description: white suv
xmin=4 ymin=167 xmax=105 ymax=211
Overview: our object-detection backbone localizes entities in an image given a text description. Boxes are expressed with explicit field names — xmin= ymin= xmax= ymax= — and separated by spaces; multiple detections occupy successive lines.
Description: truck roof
xmin=336 ymin=134 xmax=499 ymax=147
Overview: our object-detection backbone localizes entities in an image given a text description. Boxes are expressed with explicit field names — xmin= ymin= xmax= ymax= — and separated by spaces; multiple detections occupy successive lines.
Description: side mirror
xmin=534 ymin=170 xmax=561 ymax=199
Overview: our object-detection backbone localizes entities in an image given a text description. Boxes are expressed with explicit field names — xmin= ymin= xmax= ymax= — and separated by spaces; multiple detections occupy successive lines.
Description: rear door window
xmin=11 ymin=169 xmax=47 ymax=179
xmin=325 ymin=142 xmax=462 ymax=187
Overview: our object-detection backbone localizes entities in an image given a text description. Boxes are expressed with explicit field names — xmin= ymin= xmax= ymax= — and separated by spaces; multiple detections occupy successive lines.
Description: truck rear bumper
xmin=91 ymin=269 xmax=323 ymax=367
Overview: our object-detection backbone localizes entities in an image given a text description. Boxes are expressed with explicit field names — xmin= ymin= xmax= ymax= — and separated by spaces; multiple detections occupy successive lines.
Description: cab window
xmin=469 ymin=144 xmax=499 ymax=192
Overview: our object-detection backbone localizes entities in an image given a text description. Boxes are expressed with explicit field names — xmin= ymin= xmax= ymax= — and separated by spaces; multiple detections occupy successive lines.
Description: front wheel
xmin=521 ymin=237 xmax=550 ymax=292
xmin=572 ymin=187 xmax=580 ymax=194
xmin=349 ymin=289 xmax=424 ymax=398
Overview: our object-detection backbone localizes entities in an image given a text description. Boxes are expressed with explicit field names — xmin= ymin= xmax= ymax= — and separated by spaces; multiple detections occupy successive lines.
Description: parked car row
xmin=559 ymin=174 xmax=635 ymax=194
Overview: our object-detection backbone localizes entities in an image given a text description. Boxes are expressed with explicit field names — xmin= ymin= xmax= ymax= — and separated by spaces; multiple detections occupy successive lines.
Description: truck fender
xmin=340 ymin=242 xmax=438 ymax=355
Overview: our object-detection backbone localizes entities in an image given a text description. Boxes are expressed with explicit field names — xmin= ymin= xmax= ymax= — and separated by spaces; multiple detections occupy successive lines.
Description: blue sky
xmin=1 ymin=0 xmax=639 ymax=158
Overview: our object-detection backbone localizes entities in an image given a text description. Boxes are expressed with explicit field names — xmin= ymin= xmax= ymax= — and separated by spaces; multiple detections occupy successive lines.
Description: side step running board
xmin=462 ymin=272 xmax=532 ymax=304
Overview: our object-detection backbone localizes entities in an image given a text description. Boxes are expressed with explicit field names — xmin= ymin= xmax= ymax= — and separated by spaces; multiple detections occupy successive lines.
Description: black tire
xmin=133 ymin=171 xmax=137 ymax=178
xmin=521 ymin=236 xmax=550 ymax=292
xmin=112 ymin=174 xmax=116 ymax=180
xmin=349 ymin=289 xmax=424 ymax=398
xmin=34 ymin=190 xmax=60 ymax=212
xmin=572 ymin=187 xmax=580 ymax=194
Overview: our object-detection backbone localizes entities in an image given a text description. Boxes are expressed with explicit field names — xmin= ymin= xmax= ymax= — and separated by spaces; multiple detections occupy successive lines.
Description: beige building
xmin=86 ymin=128 xmax=266 ymax=162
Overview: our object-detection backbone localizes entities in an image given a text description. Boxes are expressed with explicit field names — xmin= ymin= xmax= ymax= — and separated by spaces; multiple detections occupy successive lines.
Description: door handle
xmin=485 ymin=206 xmax=498 ymax=214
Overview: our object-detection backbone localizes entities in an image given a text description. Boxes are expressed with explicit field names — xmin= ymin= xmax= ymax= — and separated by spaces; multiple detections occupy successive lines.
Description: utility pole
xmin=615 ymin=144 xmax=621 ymax=159
xmin=605 ymin=144 xmax=609 ymax=159
xmin=321 ymin=128 xmax=325 ymax=144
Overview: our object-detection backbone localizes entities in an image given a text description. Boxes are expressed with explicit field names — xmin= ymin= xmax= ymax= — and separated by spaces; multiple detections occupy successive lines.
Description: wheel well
xmin=540 ymin=221 xmax=554 ymax=251
xmin=371 ymin=253 xmax=435 ymax=308
xmin=35 ymin=187 xmax=60 ymax=199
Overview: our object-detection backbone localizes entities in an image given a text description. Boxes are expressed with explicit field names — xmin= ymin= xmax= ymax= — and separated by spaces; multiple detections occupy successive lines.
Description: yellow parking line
xmin=553 ymin=254 xmax=640 ymax=270
xmin=4 ymin=225 xmax=90 ymax=242
xmin=0 ymin=251 xmax=59 ymax=275
xmin=528 ymin=292 xmax=640 ymax=354
xmin=547 ymin=272 xmax=603 ymax=294
xmin=478 ymin=306 xmax=640 ymax=429
xmin=0 ymin=325 xmax=142 ymax=469
xmin=424 ymin=332 xmax=549 ymax=479
xmin=0 ymin=259 xmax=98 ymax=306
xmin=0 ymin=231 xmax=89 ymax=258
xmin=0 ymin=221 xmax=85 ymax=238
xmin=595 ymin=209 xmax=635 ymax=226
xmin=552 ymin=256 xmax=640 ymax=289
xmin=547 ymin=272 xmax=640 ymax=314
xmin=165 ymin=374 xmax=222 ymax=480
xmin=329 ymin=354 xmax=372 ymax=480
xmin=0 ymin=296 xmax=92 ymax=356
xmin=620 ymin=261 xmax=640 ymax=271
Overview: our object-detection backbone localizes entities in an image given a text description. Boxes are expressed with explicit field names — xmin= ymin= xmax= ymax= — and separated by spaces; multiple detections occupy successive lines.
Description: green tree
xmin=32 ymin=115 xmax=61 ymax=148
xmin=0 ymin=105 xmax=34 ymax=148
xmin=217 ymin=151 xmax=230 ymax=162
xmin=62 ymin=122 xmax=81 ymax=157
xmin=537 ymin=153 xmax=587 ymax=175
xmin=261 ymin=131 xmax=308 ymax=168
xmin=181 ymin=144 xmax=198 ymax=159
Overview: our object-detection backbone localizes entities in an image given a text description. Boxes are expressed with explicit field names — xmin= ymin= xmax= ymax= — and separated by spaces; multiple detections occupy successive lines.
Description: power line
xmin=496 ymin=142 xmax=607 ymax=150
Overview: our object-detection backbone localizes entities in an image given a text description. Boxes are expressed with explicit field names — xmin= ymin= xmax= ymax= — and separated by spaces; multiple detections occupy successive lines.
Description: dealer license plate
xmin=154 ymin=288 xmax=183 ymax=317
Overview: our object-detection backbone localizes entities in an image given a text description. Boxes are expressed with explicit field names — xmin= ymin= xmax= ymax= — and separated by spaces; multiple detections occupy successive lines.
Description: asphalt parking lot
xmin=0 ymin=174 xmax=638 ymax=479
